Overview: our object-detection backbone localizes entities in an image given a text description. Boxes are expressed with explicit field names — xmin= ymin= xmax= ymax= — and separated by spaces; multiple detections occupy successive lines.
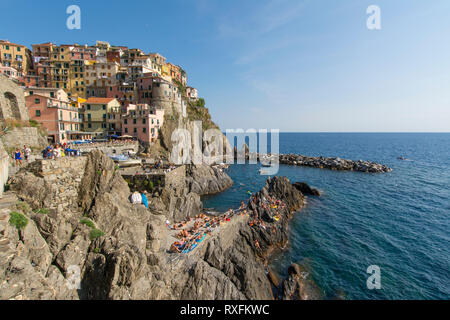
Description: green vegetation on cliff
xmin=187 ymin=105 xmax=220 ymax=131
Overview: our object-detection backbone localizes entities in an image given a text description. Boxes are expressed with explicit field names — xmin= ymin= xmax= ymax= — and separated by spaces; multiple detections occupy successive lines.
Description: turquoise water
xmin=202 ymin=133 xmax=450 ymax=299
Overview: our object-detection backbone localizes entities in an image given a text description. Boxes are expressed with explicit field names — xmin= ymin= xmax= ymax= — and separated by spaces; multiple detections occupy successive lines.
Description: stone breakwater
xmin=234 ymin=145 xmax=392 ymax=173
xmin=278 ymin=154 xmax=393 ymax=173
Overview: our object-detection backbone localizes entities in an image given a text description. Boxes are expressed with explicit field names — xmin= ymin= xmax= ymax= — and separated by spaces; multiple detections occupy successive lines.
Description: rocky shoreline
xmin=0 ymin=151 xmax=321 ymax=300
xmin=185 ymin=164 xmax=233 ymax=196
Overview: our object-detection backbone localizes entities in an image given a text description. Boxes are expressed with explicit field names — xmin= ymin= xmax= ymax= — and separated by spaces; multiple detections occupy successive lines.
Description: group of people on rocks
xmin=12 ymin=145 xmax=31 ymax=167
xmin=167 ymin=192 xmax=288 ymax=254
xmin=168 ymin=207 xmax=249 ymax=254
xmin=248 ymin=193 xmax=286 ymax=223
xmin=42 ymin=142 xmax=81 ymax=160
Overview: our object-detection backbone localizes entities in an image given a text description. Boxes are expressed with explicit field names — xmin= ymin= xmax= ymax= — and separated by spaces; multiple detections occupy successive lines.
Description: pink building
xmin=0 ymin=66 xmax=19 ymax=79
xmin=106 ymin=84 xmax=136 ymax=110
xmin=26 ymin=94 xmax=84 ymax=143
xmin=136 ymin=73 xmax=156 ymax=105
xmin=122 ymin=104 xmax=164 ymax=145
xmin=69 ymin=46 xmax=96 ymax=61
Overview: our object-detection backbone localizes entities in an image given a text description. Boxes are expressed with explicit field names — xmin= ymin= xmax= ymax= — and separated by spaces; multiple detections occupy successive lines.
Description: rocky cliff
xmin=186 ymin=164 xmax=233 ymax=196
xmin=1 ymin=151 xmax=308 ymax=300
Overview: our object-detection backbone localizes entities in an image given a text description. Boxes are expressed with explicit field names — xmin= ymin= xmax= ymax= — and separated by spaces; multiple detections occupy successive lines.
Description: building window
xmin=125 ymin=128 xmax=128 ymax=133
xmin=133 ymin=119 xmax=136 ymax=124
xmin=143 ymin=128 xmax=146 ymax=133
xmin=34 ymin=98 xmax=40 ymax=104
xmin=35 ymin=110 xmax=41 ymax=117
xmin=143 ymin=118 xmax=146 ymax=124
xmin=124 ymin=119 xmax=128 ymax=124
xmin=133 ymin=128 xmax=137 ymax=133
xmin=87 ymin=104 xmax=91 ymax=110
xmin=103 ymin=105 xmax=106 ymax=110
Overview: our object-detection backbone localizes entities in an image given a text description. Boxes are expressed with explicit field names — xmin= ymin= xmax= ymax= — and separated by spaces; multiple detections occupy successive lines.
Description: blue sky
xmin=2 ymin=0 xmax=450 ymax=132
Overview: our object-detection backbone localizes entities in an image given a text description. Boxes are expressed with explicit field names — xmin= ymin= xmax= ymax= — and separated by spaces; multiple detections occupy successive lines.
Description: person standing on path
xmin=23 ymin=145 xmax=31 ymax=163
xmin=13 ymin=148 xmax=22 ymax=167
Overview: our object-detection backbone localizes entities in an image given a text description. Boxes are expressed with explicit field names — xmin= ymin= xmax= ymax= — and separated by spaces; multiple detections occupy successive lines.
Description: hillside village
xmin=0 ymin=39 xmax=204 ymax=146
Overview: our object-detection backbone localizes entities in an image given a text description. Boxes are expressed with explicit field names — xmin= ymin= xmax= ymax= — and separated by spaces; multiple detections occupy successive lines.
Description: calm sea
xmin=203 ymin=133 xmax=450 ymax=299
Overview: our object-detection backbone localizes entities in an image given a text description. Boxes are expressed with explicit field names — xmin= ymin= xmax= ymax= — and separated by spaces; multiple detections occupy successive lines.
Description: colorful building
xmin=122 ymin=104 xmax=164 ymax=145
xmin=0 ymin=40 xmax=32 ymax=78
xmin=186 ymin=86 xmax=198 ymax=100
xmin=168 ymin=63 xmax=182 ymax=83
xmin=136 ymin=73 xmax=157 ymax=105
xmin=23 ymin=87 xmax=68 ymax=101
xmin=26 ymin=94 xmax=83 ymax=143
xmin=0 ymin=66 xmax=19 ymax=79
xmin=106 ymin=83 xmax=137 ymax=109
xmin=81 ymin=97 xmax=121 ymax=135
xmin=84 ymin=61 xmax=120 ymax=88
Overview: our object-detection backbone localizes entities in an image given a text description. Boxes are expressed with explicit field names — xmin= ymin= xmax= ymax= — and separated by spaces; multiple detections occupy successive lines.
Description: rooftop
xmin=83 ymin=97 xmax=117 ymax=104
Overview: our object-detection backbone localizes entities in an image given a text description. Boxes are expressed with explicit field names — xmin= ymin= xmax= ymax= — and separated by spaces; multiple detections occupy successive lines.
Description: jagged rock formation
xmin=281 ymin=263 xmax=322 ymax=300
xmin=155 ymin=183 xmax=203 ymax=223
xmin=293 ymin=182 xmax=321 ymax=196
xmin=0 ymin=199 xmax=78 ymax=299
xmin=1 ymin=151 xmax=309 ymax=300
xmin=186 ymin=164 xmax=233 ymax=196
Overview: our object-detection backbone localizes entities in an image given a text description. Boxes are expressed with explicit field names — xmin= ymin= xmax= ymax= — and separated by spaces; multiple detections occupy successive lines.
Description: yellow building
xmin=48 ymin=45 xmax=72 ymax=91
xmin=0 ymin=40 xmax=32 ymax=77
xmin=81 ymin=97 xmax=121 ymax=135
xmin=161 ymin=63 xmax=172 ymax=82
xmin=69 ymin=59 xmax=87 ymax=99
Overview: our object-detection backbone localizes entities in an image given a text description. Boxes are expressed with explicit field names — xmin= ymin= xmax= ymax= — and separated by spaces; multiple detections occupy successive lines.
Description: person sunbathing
xmin=170 ymin=243 xmax=181 ymax=253
xmin=254 ymin=239 xmax=261 ymax=250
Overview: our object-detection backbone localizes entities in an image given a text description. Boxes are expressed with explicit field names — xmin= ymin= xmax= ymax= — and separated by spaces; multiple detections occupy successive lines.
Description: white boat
xmin=259 ymin=168 xmax=272 ymax=175
xmin=119 ymin=159 xmax=142 ymax=167
xmin=109 ymin=154 xmax=142 ymax=167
